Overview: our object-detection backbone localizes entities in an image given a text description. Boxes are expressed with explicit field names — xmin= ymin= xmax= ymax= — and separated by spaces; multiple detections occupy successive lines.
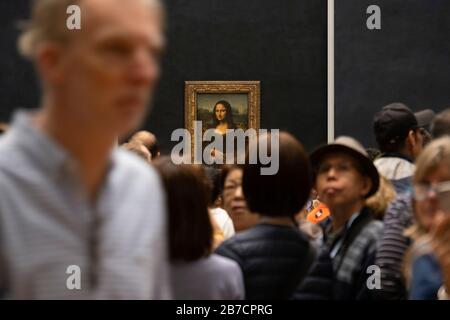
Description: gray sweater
xmin=171 ymin=254 xmax=244 ymax=300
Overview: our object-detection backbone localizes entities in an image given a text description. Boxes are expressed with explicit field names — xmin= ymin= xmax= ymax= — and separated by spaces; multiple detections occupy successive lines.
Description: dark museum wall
xmin=0 ymin=0 xmax=328 ymax=152
xmin=335 ymin=0 xmax=450 ymax=148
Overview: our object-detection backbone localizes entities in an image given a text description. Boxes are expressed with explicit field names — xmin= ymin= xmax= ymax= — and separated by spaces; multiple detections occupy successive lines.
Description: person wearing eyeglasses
xmin=220 ymin=164 xmax=259 ymax=232
xmin=403 ymin=136 xmax=450 ymax=299
xmin=292 ymin=136 xmax=382 ymax=300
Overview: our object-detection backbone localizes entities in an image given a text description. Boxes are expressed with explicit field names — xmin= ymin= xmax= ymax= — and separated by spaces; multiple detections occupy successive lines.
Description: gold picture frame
xmin=184 ymin=81 xmax=260 ymax=160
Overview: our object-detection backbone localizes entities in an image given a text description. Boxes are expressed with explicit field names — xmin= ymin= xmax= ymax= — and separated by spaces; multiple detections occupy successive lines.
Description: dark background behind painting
xmin=335 ymin=0 xmax=450 ymax=148
xmin=0 ymin=0 xmax=327 ymax=152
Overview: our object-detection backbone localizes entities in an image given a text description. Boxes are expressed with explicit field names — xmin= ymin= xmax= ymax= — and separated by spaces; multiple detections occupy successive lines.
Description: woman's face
xmin=215 ymin=104 xmax=227 ymax=121
xmin=223 ymin=168 xmax=259 ymax=232
xmin=414 ymin=162 xmax=450 ymax=232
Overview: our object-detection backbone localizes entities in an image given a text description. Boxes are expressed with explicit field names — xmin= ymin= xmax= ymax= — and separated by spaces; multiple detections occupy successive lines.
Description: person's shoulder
xmin=113 ymin=147 xmax=159 ymax=180
xmin=209 ymin=253 xmax=242 ymax=273
xmin=0 ymin=132 xmax=29 ymax=180
xmin=211 ymin=207 xmax=230 ymax=223
xmin=392 ymin=191 xmax=413 ymax=205
xmin=253 ymin=223 xmax=309 ymax=242
xmin=412 ymin=252 xmax=440 ymax=270
xmin=384 ymin=192 xmax=413 ymax=222
xmin=364 ymin=219 xmax=384 ymax=239
xmin=219 ymin=224 xmax=308 ymax=251
xmin=216 ymin=230 xmax=252 ymax=257
xmin=0 ymin=139 xmax=8 ymax=169
xmin=211 ymin=207 xmax=227 ymax=216
xmin=225 ymin=225 xmax=262 ymax=243
xmin=111 ymin=148 xmax=164 ymax=201
xmin=0 ymin=132 xmax=17 ymax=166
xmin=375 ymin=156 xmax=415 ymax=178
xmin=207 ymin=254 xmax=243 ymax=288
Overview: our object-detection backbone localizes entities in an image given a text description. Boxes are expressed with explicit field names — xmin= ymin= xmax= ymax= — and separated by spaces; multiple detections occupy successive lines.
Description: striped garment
xmin=0 ymin=110 xmax=171 ymax=299
xmin=373 ymin=193 xmax=413 ymax=299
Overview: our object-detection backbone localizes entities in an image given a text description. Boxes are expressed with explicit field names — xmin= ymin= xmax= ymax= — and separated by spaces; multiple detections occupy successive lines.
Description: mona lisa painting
xmin=185 ymin=81 xmax=260 ymax=133
xmin=184 ymin=81 xmax=260 ymax=162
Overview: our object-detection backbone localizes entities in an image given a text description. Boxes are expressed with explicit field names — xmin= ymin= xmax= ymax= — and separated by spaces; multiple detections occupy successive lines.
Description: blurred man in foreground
xmin=0 ymin=0 xmax=170 ymax=299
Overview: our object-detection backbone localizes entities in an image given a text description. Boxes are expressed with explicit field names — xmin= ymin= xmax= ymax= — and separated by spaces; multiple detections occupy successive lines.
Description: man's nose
xmin=129 ymin=48 xmax=159 ymax=85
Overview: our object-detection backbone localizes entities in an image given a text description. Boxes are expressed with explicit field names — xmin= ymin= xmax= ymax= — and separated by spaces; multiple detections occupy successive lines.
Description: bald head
xmin=131 ymin=130 xmax=156 ymax=148
xmin=130 ymin=130 xmax=159 ymax=158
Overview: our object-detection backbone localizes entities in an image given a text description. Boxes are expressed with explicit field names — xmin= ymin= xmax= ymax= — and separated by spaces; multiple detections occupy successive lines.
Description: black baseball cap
xmin=373 ymin=103 xmax=435 ymax=146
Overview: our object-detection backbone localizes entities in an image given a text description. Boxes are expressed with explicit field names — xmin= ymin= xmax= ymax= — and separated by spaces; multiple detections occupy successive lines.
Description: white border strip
xmin=327 ymin=0 xmax=335 ymax=143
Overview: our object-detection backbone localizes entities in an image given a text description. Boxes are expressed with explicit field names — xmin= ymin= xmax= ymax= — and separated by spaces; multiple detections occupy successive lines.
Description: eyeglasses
xmin=316 ymin=161 xmax=357 ymax=175
xmin=413 ymin=180 xmax=450 ymax=212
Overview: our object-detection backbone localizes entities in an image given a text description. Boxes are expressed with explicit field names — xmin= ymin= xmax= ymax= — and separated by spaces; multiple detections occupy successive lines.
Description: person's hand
xmin=210 ymin=212 xmax=225 ymax=250
xmin=211 ymin=148 xmax=224 ymax=162
xmin=431 ymin=211 xmax=450 ymax=291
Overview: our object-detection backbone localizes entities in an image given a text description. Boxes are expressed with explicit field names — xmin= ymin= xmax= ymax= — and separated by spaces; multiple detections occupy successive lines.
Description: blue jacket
xmin=409 ymin=253 xmax=443 ymax=300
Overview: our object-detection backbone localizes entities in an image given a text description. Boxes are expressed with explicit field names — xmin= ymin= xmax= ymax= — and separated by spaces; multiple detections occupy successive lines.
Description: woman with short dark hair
xmin=220 ymin=164 xmax=260 ymax=232
xmin=215 ymin=132 xmax=315 ymax=299
xmin=154 ymin=157 xmax=244 ymax=299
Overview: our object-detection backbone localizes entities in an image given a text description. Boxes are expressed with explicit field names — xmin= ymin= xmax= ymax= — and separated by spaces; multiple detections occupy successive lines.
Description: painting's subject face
xmin=215 ymin=104 xmax=227 ymax=121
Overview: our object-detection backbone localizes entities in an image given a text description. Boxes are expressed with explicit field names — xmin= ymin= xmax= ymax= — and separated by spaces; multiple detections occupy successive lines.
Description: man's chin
xmin=114 ymin=116 xmax=144 ymax=137
xmin=117 ymin=105 xmax=147 ymax=128
xmin=319 ymin=197 xmax=336 ymax=209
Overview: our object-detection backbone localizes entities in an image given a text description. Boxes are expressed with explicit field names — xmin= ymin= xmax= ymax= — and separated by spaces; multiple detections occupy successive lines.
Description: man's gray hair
xmin=18 ymin=0 xmax=164 ymax=60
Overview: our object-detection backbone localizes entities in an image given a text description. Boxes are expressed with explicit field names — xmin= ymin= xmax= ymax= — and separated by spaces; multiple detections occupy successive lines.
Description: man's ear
xmin=405 ymin=130 xmax=416 ymax=152
xmin=35 ymin=43 xmax=65 ymax=85
xmin=360 ymin=176 xmax=372 ymax=198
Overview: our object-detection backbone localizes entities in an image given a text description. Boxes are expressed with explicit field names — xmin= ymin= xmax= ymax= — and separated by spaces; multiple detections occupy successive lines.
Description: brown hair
xmin=403 ymin=137 xmax=450 ymax=284
xmin=405 ymin=136 xmax=450 ymax=240
xmin=414 ymin=136 xmax=450 ymax=185
xmin=153 ymin=157 xmax=213 ymax=262
xmin=365 ymin=175 xmax=397 ymax=220
xmin=242 ymin=132 xmax=313 ymax=217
